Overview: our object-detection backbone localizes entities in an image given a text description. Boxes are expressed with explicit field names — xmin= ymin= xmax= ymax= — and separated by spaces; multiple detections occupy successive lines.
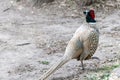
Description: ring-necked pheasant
xmin=39 ymin=9 xmax=99 ymax=80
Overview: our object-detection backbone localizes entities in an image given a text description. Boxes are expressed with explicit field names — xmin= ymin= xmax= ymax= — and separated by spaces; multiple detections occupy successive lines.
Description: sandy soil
xmin=0 ymin=0 xmax=120 ymax=80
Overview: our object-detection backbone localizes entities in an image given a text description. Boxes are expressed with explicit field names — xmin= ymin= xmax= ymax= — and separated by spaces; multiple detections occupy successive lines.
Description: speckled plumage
xmin=39 ymin=23 xmax=99 ymax=80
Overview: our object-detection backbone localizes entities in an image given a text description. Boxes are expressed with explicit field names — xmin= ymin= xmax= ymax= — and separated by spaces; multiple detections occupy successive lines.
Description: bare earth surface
xmin=0 ymin=0 xmax=120 ymax=80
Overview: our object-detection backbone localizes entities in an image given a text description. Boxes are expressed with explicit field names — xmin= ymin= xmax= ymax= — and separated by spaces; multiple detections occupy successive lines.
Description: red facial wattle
xmin=89 ymin=10 xmax=95 ymax=19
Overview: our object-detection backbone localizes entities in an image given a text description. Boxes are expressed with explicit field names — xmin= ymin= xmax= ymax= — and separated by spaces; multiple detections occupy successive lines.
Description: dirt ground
xmin=0 ymin=0 xmax=120 ymax=80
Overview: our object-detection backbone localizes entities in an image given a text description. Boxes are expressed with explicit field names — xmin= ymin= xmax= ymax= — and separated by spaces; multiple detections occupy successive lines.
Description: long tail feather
xmin=39 ymin=57 xmax=71 ymax=80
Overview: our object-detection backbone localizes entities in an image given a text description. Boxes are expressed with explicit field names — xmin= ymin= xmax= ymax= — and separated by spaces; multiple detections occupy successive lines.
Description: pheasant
xmin=39 ymin=9 xmax=99 ymax=80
